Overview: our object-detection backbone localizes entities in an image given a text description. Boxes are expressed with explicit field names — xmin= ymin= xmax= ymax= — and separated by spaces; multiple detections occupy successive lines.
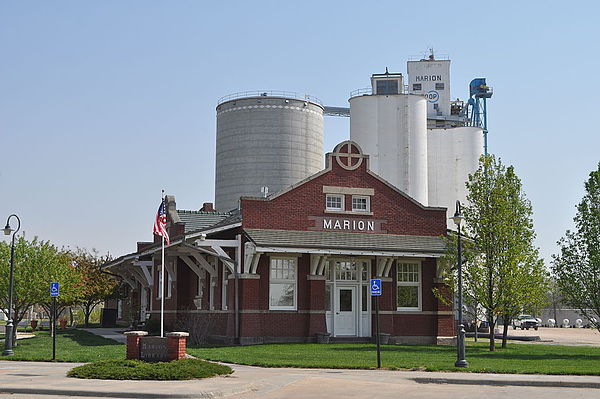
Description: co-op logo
xmin=425 ymin=90 xmax=439 ymax=103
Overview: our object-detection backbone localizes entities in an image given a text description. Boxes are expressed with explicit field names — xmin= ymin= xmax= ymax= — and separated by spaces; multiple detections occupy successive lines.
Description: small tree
xmin=71 ymin=248 xmax=117 ymax=327
xmin=1 ymin=236 xmax=76 ymax=344
xmin=462 ymin=155 xmax=545 ymax=351
xmin=553 ymin=163 xmax=600 ymax=331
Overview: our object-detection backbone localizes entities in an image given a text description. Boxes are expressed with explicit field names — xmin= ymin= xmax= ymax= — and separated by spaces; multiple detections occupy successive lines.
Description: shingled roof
xmin=176 ymin=210 xmax=232 ymax=233
xmin=244 ymin=229 xmax=446 ymax=255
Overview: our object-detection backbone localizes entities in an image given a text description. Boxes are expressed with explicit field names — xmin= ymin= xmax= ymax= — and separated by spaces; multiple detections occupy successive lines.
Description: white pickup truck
xmin=512 ymin=315 xmax=539 ymax=330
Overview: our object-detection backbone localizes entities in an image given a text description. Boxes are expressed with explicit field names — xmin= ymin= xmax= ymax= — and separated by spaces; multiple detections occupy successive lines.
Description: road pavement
xmin=1 ymin=328 xmax=600 ymax=398
xmin=1 ymin=360 xmax=600 ymax=398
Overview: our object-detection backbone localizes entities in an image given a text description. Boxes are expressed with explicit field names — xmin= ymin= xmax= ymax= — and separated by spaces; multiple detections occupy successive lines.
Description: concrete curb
xmin=0 ymin=386 xmax=254 ymax=398
xmin=413 ymin=377 xmax=600 ymax=389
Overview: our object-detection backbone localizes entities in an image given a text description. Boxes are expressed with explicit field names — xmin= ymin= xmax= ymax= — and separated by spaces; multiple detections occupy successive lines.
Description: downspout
xmin=234 ymin=234 xmax=241 ymax=344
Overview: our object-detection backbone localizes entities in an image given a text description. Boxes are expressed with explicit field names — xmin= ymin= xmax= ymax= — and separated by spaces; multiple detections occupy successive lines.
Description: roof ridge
xmin=176 ymin=209 xmax=232 ymax=215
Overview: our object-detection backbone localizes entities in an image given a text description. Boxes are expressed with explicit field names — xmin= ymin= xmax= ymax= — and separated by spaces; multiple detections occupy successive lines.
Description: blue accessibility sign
xmin=370 ymin=279 xmax=382 ymax=296
xmin=50 ymin=282 xmax=60 ymax=297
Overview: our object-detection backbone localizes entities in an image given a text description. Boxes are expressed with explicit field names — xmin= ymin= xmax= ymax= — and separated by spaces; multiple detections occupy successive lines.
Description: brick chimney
xmin=200 ymin=202 xmax=214 ymax=212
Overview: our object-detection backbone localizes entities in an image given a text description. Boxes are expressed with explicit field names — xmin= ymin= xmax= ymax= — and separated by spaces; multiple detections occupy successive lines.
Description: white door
xmin=335 ymin=286 xmax=357 ymax=336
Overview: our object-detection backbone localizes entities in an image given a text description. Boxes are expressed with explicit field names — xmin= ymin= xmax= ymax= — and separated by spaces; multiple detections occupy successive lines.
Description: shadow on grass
xmin=330 ymin=345 xmax=455 ymax=353
xmin=58 ymin=329 xmax=123 ymax=346
xmin=329 ymin=344 xmax=600 ymax=361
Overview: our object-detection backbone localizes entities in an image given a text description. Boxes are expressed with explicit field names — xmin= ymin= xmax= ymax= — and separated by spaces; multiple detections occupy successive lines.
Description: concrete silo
xmin=215 ymin=92 xmax=324 ymax=211
xmin=349 ymin=72 xmax=429 ymax=205
xmin=427 ymin=126 xmax=484 ymax=213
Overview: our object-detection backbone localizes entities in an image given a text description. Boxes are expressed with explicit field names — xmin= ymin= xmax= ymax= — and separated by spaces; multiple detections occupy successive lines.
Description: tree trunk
xmin=11 ymin=310 xmax=21 ymax=348
xmin=488 ymin=313 xmax=496 ymax=351
xmin=84 ymin=301 xmax=94 ymax=327
xmin=501 ymin=315 xmax=509 ymax=348
xmin=69 ymin=307 xmax=74 ymax=326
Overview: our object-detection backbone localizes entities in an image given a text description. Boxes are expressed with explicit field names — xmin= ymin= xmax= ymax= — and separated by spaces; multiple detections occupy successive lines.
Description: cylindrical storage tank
xmin=215 ymin=94 xmax=324 ymax=211
xmin=350 ymin=93 xmax=428 ymax=205
xmin=427 ymin=126 xmax=484 ymax=216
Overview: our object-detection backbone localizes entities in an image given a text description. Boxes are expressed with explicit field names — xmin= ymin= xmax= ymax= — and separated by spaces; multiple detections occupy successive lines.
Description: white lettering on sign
xmin=322 ymin=218 xmax=375 ymax=232
xmin=308 ymin=216 xmax=387 ymax=233
xmin=415 ymin=75 xmax=443 ymax=82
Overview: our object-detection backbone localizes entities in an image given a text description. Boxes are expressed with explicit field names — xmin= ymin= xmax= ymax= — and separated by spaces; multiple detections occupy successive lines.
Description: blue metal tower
xmin=467 ymin=78 xmax=493 ymax=155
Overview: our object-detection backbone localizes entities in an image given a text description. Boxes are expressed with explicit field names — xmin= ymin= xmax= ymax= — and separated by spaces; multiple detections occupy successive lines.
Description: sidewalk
xmin=1 ymin=360 xmax=600 ymax=398
xmin=79 ymin=327 xmax=128 ymax=343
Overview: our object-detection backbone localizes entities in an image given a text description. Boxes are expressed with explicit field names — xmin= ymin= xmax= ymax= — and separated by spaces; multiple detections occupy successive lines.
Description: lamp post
xmin=451 ymin=201 xmax=468 ymax=368
xmin=2 ymin=214 xmax=20 ymax=356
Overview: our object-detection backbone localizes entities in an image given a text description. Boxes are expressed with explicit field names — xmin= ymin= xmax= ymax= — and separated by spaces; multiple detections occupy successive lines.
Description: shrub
xmin=67 ymin=358 xmax=232 ymax=380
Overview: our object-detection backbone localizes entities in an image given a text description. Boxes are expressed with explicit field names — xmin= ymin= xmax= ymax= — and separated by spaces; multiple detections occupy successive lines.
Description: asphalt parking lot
xmin=510 ymin=326 xmax=600 ymax=346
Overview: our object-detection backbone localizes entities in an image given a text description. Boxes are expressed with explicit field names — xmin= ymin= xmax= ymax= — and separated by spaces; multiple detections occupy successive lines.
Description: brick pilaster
xmin=307 ymin=276 xmax=327 ymax=335
xmin=166 ymin=332 xmax=189 ymax=360
xmin=124 ymin=331 xmax=148 ymax=360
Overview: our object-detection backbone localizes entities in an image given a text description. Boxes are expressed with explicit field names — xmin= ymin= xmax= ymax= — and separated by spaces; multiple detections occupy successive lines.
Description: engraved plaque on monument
xmin=139 ymin=336 xmax=168 ymax=362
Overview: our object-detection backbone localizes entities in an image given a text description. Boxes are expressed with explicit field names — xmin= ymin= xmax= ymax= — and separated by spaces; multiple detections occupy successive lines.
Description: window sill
xmin=324 ymin=210 xmax=373 ymax=216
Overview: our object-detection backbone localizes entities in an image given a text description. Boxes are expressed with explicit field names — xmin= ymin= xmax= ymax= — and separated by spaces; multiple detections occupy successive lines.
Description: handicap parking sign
xmin=370 ymin=279 xmax=382 ymax=296
xmin=50 ymin=282 xmax=60 ymax=297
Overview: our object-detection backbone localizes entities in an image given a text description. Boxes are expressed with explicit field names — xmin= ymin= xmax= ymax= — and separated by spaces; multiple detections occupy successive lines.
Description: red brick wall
xmin=241 ymin=155 xmax=446 ymax=236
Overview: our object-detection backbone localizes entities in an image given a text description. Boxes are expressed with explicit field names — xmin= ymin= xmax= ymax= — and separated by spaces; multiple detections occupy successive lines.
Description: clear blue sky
xmin=1 ymin=1 xmax=598 ymax=265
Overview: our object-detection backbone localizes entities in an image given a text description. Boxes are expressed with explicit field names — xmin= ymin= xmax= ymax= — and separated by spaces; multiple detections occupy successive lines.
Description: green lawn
xmin=6 ymin=331 xmax=600 ymax=375
xmin=188 ymin=342 xmax=600 ymax=375
xmin=6 ymin=329 xmax=124 ymax=362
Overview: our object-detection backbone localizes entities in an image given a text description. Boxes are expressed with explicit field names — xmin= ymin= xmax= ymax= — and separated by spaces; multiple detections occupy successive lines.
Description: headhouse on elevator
xmin=105 ymin=141 xmax=454 ymax=344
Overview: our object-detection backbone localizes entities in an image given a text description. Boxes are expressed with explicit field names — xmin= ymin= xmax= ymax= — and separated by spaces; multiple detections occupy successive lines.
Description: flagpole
xmin=160 ymin=190 xmax=165 ymax=338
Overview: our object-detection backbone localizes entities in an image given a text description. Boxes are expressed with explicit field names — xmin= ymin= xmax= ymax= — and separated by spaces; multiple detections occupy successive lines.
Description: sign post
xmin=50 ymin=282 xmax=59 ymax=361
xmin=370 ymin=279 xmax=382 ymax=368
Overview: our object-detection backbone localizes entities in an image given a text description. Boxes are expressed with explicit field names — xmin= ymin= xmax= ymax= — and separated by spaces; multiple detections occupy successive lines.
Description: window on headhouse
xmin=376 ymin=80 xmax=399 ymax=95
xmin=396 ymin=262 xmax=421 ymax=310
xmin=435 ymin=83 xmax=445 ymax=90
xmin=412 ymin=83 xmax=422 ymax=91
xmin=326 ymin=194 xmax=344 ymax=211
xmin=352 ymin=196 xmax=370 ymax=212
xmin=269 ymin=257 xmax=297 ymax=310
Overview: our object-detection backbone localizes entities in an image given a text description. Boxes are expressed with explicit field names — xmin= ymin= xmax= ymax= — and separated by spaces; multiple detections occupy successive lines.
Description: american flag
xmin=153 ymin=200 xmax=170 ymax=245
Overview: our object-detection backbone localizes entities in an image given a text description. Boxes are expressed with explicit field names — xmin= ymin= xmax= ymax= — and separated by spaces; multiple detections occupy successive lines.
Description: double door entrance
xmin=325 ymin=260 xmax=371 ymax=337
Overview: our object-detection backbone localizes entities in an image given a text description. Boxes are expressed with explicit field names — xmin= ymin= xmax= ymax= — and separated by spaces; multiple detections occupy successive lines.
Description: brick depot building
xmin=105 ymin=141 xmax=454 ymax=344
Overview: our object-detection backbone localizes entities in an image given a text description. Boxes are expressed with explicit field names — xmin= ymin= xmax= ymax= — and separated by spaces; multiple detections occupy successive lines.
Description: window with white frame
xmin=156 ymin=270 xmax=172 ymax=299
xmin=157 ymin=270 xmax=163 ymax=299
xmin=326 ymin=194 xmax=344 ymax=211
xmin=352 ymin=195 xmax=370 ymax=212
xmin=269 ymin=257 xmax=297 ymax=310
xmin=396 ymin=262 xmax=421 ymax=310
xmin=222 ymin=262 xmax=229 ymax=310
xmin=196 ymin=271 xmax=205 ymax=298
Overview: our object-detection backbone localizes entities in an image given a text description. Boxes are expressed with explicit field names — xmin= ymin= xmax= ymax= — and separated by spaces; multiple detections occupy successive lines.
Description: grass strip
xmin=7 ymin=329 xmax=124 ymax=362
xmin=68 ymin=359 xmax=232 ymax=380
xmin=188 ymin=341 xmax=600 ymax=375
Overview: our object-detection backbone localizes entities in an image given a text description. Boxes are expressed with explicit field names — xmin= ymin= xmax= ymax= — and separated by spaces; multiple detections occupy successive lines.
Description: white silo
xmin=427 ymin=126 xmax=484 ymax=213
xmin=349 ymin=72 xmax=429 ymax=205
xmin=215 ymin=92 xmax=324 ymax=211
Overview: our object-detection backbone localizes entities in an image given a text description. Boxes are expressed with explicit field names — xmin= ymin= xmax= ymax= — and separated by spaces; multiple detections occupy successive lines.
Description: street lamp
xmin=451 ymin=201 xmax=468 ymax=368
xmin=3 ymin=214 xmax=20 ymax=356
